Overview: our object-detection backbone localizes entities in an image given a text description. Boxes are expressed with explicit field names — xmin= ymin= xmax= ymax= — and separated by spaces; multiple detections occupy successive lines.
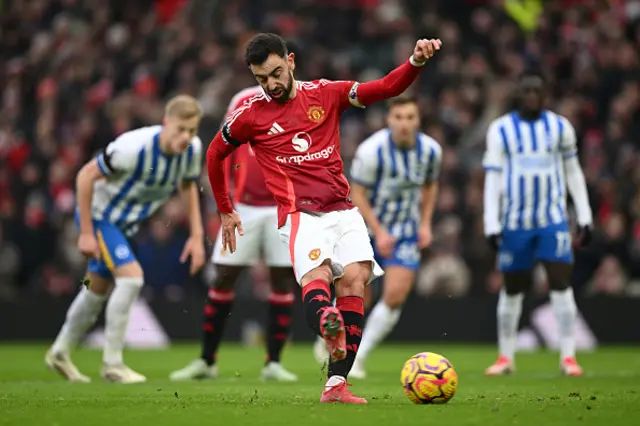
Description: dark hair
xmin=245 ymin=33 xmax=288 ymax=66
xmin=387 ymin=95 xmax=418 ymax=109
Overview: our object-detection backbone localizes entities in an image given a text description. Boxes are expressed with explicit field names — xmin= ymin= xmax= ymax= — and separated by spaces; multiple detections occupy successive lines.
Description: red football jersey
xmin=224 ymin=87 xmax=276 ymax=207
xmin=223 ymin=80 xmax=360 ymax=227
xmin=209 ymin=58 xmax=425 ymax=227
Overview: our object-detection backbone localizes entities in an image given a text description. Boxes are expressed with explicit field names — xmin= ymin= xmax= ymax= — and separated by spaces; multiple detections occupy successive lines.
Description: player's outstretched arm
xmin=354 ymin=39 xmax=442 ymax=106
xmin=482 ymin=122 xmax=505 ymax=250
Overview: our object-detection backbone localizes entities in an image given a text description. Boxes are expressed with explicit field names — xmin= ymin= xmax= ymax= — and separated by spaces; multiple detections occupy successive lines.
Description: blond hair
xmin=165 ymin=95 xmax=203 ymax=119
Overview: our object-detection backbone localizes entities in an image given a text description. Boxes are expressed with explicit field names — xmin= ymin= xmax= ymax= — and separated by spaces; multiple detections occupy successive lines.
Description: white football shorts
xmin=212 ymin=203 xmax=291 ymax=267
xmin=277 ymin=207 xmax=384 ymax=285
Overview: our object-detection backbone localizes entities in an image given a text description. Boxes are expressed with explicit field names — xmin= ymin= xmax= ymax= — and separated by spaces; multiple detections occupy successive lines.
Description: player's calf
xmin=104 ymin=263 xmax=144 ymax=367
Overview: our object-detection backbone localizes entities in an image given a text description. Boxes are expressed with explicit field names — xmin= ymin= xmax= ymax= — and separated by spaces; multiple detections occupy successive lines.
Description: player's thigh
xmin=94 ymin=220 xmax=141 ymax=278
xmin=535 ymin=224 xmax=574 ymax=266
xmin=381 ymin=265 xmax=417 ymax=307
xmin=84 ymin=270 xmax=113 ymax=295
xmin=212 ymin=204 xmax=262 ymax=266
xmin=333 ymin=208 xmax=384 ymax=286
xmin=277 ymin=211 xmax=334 ymax=285
xmin=498 ymin=229 xmax=536 ymax=273
xmin=261 ymin=207 xmax=292 ymax=268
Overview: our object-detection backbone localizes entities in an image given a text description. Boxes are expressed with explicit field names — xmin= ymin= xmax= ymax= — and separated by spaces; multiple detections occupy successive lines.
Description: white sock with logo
xmin=52 ymin=286 xmax=107 ymax=354
xmin=497 ymin=289 xmax=524 ymax=360
xmin=103 ymin=277 xmax=143 ymax=365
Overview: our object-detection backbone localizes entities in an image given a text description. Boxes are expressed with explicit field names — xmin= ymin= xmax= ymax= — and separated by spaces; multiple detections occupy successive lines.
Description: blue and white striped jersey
xmin=350 ymin=128 xmax=442 ymax=240
xmin=483 ymin=110 xmax=577 ymax=232
xmin=93 ymin=125 xmax=202 ymax=236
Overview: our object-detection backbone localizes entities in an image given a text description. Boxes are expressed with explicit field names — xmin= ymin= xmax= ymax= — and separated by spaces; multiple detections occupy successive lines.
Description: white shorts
xmin=278 ymin=208 xmax=384 ymax=285
xmin=212 ymin=203 xmax=291 ymax=267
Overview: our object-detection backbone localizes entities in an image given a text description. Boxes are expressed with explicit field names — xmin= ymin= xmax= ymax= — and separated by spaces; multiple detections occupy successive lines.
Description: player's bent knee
xmin=300 ymin=264 xmax=332 ymax=287
xmin=114 ymin=261 xmax=144 ymax=279
xmin=85 ymin=272 xmax=112 ymax=296
xmin=336 ymin=261 xmax=370 ymax=297
xmin=382 ymin=290 xmax=408 ymax=310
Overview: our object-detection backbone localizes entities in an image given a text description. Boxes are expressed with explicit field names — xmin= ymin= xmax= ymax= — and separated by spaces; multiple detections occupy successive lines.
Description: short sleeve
xmin=318 ymin=79 xmax=364 ymax=111
xmin=183 ymin=136 xmax=203 ymax=181
xmin=482 ymin=121 xmax=506 ymax=172
xmin=221 ymin=103 xmax=254 ymax=147
xmin=96 ymin=134 xmax=140 ymax=176
xmin=425 ymin=143 xmax=442 ymax=182
xmin=559 ymin=117 xmax=578 ymax=160
xmin=350 ymin=147 xmax=378 ymax=188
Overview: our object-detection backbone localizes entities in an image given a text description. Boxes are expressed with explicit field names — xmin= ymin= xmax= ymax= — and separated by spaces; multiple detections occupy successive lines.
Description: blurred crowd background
xmin=1 ymin=0 xmax=640 ymax=302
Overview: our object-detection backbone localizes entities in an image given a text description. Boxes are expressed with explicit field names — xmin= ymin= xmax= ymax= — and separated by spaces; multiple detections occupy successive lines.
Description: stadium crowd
xmin=1 ymin=0 xmax=640 ymax=301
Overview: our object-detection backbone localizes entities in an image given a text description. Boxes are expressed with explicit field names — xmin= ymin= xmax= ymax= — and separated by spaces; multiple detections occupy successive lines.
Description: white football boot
xmin=170 ymin=358 xmax=218 ymax=381
xmin=45 ymin=349 xmax=91 ymax=383
xmin=101 ymin=364 xmax=146 ymax=383
xmin=260 ymin=362 xmax=298 ymax=382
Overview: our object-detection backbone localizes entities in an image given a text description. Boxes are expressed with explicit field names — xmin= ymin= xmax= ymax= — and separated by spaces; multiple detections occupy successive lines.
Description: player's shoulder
xmin=111 ymin=125 xmax=162 ymax=152
xmin=228 ymin=86 xmax=264 ymax=110
xmin=544 ymin=109 xmax=573 ymax=129
xmin=226 ymin=89 xmax=270 ymax=125
xmin=418 ymin=132 xmax=441 ymax=153
xmin=188 ymin=135 xmax=203 ymax=152
xmin=297 ymin=79 xmax=354 ymax=92
xmin=356 ymin=129 xmax=389 ymax=156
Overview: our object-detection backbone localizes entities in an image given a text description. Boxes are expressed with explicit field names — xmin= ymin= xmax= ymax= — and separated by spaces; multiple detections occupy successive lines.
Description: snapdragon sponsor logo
xmin=277 ymin=145 xmax=336 ymax=165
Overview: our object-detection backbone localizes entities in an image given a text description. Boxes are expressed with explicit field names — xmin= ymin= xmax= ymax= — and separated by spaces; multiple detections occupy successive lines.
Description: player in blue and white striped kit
xmin=339 ymin=96 xmax=441 ymax=379
xmin=483 ymin=71 xmax=593 ymax=377
xmin=46 ymin=95 xmax=206 ymax=383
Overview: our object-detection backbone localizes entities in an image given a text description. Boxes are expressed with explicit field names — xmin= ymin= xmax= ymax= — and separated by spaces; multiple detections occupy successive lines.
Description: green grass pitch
xmin=0 ymin=343 xmax=639 ymax=425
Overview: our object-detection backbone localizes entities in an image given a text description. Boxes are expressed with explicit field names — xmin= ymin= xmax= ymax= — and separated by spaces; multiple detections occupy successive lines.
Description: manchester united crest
xmin=307 ymin=105 xmax=325 ymax=123
xmin=308 ymin=248 xmax=321 ymax=261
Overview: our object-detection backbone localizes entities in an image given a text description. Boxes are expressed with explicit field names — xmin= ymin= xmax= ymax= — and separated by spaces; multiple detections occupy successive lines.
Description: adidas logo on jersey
xmin=267 ymin=122 xmax=285 ymax=135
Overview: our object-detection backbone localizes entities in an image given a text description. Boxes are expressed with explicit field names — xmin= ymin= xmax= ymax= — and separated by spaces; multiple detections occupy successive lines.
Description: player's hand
xmin=575 ymin=225 xmax=593 ymax=248
xmin=180 ymin=235 xmax=206 ymax=276
xmin=418 ymin=225 xmax=433 ymax=249
xmin=78 ymin=233 xmax=101 ymax=260
xmin=486 ymin=234 xmax=502 ymax=251
xmin=375 ymin=229 xmax=395 ymax=259
xmin=413 ymin=38 xmax=442 ymax=63
xmin=220 ymin=211 xmax=244 ymax=254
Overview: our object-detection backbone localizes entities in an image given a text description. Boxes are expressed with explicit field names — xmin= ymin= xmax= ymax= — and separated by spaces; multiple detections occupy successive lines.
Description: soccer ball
xmin=400 ymin=352 xmax=458 ymax=404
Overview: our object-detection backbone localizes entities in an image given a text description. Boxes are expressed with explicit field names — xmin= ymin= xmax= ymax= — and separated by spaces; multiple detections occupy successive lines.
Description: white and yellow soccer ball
xmin=400 ymin=352 xmax=458 ymax=404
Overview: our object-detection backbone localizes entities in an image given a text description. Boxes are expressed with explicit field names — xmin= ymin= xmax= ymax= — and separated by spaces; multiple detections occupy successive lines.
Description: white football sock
xmin=325 ymin=375 xmax=345 ymax=389
xmin=356 ymin=301 xmax=401 ymax=362
xmin=52 ymin=286 xmax=107 ymax=354
xmin=496 ymin=290 xmax=524 ymax=360
xmin=103 ymin=277 xmax=143 ymax=365
xmin=550 ymin=287 xmax=577 ymax=359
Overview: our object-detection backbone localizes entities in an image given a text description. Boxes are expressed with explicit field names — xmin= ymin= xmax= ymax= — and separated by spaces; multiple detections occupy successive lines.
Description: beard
xmin=269 ymin=72 xmax=295 ymax=103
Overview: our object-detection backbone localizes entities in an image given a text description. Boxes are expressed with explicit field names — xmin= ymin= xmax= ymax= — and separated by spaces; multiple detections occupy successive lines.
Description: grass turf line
xmin=0 ymin=344 xmax=639 ymax=426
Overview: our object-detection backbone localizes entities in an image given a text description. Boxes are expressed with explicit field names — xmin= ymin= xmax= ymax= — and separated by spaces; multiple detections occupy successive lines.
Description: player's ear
xmin=287 ymin=53 xmax=295 ymax=71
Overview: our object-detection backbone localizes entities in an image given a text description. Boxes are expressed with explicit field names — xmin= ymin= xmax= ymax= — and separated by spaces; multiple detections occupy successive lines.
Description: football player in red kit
xmin=207 ymin=33 xmax=441 ymax=404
